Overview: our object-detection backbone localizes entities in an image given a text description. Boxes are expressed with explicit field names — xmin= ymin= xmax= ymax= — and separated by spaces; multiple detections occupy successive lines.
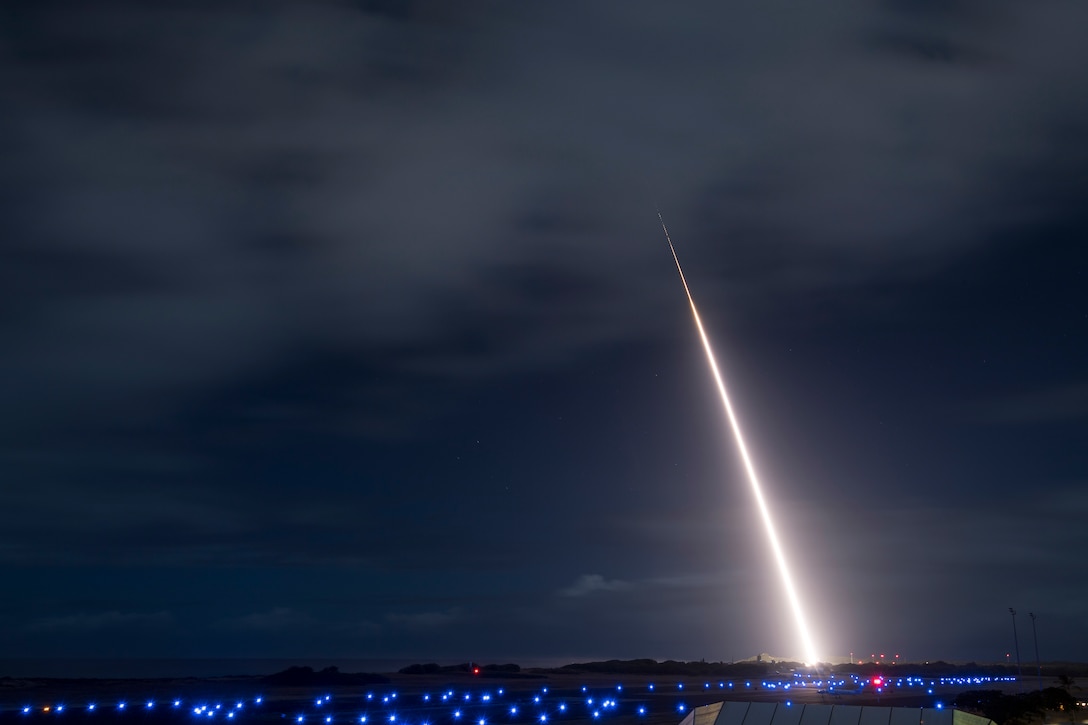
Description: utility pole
xmin=1029 ymin=612 xmax=1041 ymax=690
xmin=1009 ymin=607 xmax=1022 ymax=687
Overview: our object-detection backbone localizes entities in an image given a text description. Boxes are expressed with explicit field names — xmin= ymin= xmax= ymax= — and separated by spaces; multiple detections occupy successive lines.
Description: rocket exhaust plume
xmin=659 ymin=212 xmax=820 ymax=665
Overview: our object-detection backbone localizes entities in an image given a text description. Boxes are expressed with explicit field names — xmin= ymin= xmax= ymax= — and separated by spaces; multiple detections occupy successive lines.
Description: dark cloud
xmin=558 ymin=575 xmax=633 ymax=599
xmin=223 ymin=607 xmax=315 ymax=633
xmin=26 ymin=610 xmax=174 ymax=634
xmin=971 ymin=383 xmax=1088 ymax=424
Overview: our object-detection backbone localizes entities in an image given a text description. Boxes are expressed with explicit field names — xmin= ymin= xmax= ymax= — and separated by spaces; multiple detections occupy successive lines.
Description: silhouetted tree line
xmin=398 ymin=663 xmax=523 ymax=675
xmin=263 ymin=666 xmax=389 ymax=686
xmin=954 ymin=688 xmax=1078 ymax=725
xmin=396 ymin=658 xmax=1088 ymax=679
xmin=550 ymin=659 xmax=771 ymax=677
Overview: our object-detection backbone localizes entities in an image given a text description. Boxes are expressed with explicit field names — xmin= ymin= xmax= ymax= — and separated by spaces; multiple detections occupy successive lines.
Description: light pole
xmin=1029 ymin=612 xmax=1041 ymax=689
xmin=1009 ymin=608 xmax=1022 ymax=684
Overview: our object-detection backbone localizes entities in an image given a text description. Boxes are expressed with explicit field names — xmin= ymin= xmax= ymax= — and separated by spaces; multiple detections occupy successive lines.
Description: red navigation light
xmin=473 ymin=667 xmax=480 ymax=676
xmin=871 ymin=676 xmax=884 ymax=687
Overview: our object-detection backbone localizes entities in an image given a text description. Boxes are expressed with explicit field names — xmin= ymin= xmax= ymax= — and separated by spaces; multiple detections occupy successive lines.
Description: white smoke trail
xmin=659 ymin=212 xmax=820 ymax=665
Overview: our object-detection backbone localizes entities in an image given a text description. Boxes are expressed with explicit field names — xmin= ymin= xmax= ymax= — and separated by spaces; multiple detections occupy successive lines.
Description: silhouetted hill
xmin=262 ymin=666 xmax=389 ymax=686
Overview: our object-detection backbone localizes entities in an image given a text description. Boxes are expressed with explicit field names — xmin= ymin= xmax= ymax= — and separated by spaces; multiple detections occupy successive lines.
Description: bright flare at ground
xmin=659 ymin=213 xmax=820 ymax=665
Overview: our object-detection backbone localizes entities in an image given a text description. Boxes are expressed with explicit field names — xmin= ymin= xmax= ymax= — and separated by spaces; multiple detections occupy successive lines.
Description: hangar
xmin=678 ymin=701 xmax=997 ymax=725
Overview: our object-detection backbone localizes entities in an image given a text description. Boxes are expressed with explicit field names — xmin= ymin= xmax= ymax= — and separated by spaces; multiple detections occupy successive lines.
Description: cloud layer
xmin=1 ymin=0 xmax=1086 ymax=662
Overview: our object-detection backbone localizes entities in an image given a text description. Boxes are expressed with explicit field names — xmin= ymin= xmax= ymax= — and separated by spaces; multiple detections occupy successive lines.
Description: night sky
xmin=2 ymin=1 xmax=1087 ymax=667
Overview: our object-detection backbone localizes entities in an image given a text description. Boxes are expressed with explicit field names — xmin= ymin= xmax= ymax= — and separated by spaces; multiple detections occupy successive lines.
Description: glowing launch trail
xmin=659 ymin=212 xmax=820 ymax=665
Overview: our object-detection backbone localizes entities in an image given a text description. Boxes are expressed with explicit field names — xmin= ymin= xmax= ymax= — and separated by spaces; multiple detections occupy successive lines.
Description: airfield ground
xmin=5 ymin=669 xmax=1078 ymax=725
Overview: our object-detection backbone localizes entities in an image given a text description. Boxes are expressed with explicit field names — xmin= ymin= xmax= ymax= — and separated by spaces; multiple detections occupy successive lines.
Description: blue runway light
xmin=23 ymin=707 xmax=31 ymax=714
xmin=533 ymin=696 xmax=540 ymax=704
xmin=648 ymin=685 xmax=654 ymax=691
xmin=360 ymin=717 xmax=368 ymax=723
xmin=936 ymin=704 xmax=944 ymax=710
xmin=592 ymin=712 xmax=599 ymax=720
xmin=510 ymin=707 xmax=518 ymax=716
xmin=88 ymin=705 xmax=96 ymax=711
xmin=147 ymin=701 xmax=155 ymax=709
xmin=677 ymin=704 xmax=686 ymax=713
xmin=454 ymin=711 xmax=462 ymax=719
xmin=637 ymin=707 xmax=646 ymax=716
xmin=118 ymin=702 xmax=126 ymax=710
xmin=298 ymin=717 xmax=304 ymax=723
xmin=327 ymin=717 xmax=333 ymax=723
xmin=558 ymin=704 xmax=566 ymax=713
xmin=228 ymin=713 xmax=234 ymax=719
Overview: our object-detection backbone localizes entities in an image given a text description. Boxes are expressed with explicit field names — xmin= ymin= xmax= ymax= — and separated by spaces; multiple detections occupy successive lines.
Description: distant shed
xmin=679 ymin=702 xmax=998 ymax=725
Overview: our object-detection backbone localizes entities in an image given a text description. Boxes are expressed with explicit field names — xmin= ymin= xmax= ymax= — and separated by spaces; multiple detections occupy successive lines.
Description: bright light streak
xmin=659 ymin=212 xmax=820 ymax=665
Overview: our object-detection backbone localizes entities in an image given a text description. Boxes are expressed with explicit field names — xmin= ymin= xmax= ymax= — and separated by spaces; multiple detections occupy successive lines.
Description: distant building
xmin=677 ymin=701 xmax=997 ymax=725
